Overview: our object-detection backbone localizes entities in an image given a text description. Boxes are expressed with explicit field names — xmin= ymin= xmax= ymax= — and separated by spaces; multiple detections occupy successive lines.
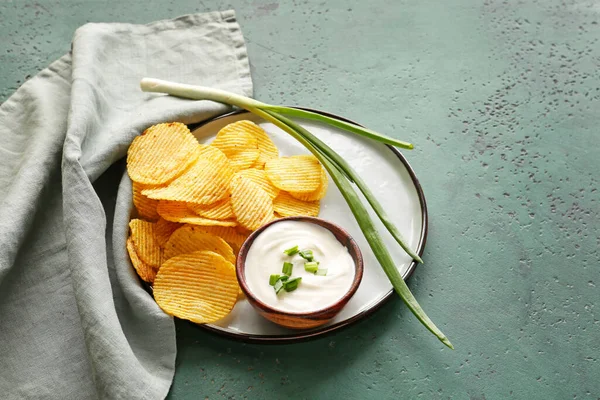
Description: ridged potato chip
xmin=265 ymin=155 xmax=322 ymax=193
xmin=154 ymin=218 xmax=182 ymax=247
xmin=127 ymin=122 xmax=199 ymax=185
xmin=289 ymin=167 xmax=329 ymax=201
xmin=187 ymin=198 xmax=234 ymax=220
xmin=211 ymin=125 xmax=259 ymax=171
xmin=129 ymin=219 xmax=163 ymax=268
xmin=195 ymin=226 xmax=250 ymax=252
xmin=143 ymin=146 xmax=234 ymax=205
xmin=230 ymin=176 xmax=274 ymax=231
xmin=154 ymin=251 xmax=239 ymax=324
xmin=235 ymin=225 xmax=253 ymax=235
xmin=232 ymin=169 xmax=280 ymax=199
xmin=132 ymin=182 xmax=160 ymax=221
xmin=163 ymin=225 xmax=235 ymax=263
xmin=126 ymin=237 xmax=157 ymax=283
xmin=227 ymin=120 xmax=278 ymax=168
xmin=157 ymin=201 xmax=237 ymax=227
xmin=273 ymin=192 xmax=320 ymax=217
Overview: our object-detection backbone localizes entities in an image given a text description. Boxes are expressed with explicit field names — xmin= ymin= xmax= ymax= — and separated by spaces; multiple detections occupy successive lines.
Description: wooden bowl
xmin=236 ymin=216 xmax=364 ymax=330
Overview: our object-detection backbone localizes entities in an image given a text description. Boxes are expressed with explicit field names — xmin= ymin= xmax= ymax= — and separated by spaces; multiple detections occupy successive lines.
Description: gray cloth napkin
xmin=0 ymin=11 xmax=252 ymax=399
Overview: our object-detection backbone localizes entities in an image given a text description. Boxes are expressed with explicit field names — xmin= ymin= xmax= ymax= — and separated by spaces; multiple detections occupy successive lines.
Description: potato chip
xmin=163 ymin=225 xmax=235 ymax=263
xmin=226 ymin=120 xmax=278 ymax=168
xmin=232 ymin=169 xmax=280 ymax=199
xmin=157 ymin=201 xmax=237 ymax=227
xmin=156 ymin=201 xmax=193 ymax=220
xmin=195 ymin=225 xmax=250 ymax=252
xmin=127 ymin=122 xmax=199 ymax=185
xmin=143 ymin=146 xmax=234 ymax=205
xmin=211 ymin=124 xmax=259 ymax=171
xmin=250 ymin=160 xmax=264 ymax=170
xmin=129 ymin=219 xmax=163 ymax=268
xmin=154 ymin=251 xmax=239 ymax=324
xmin=289 ymin=167 xmax=329 ymax=201
xmin=187 ymin=198 xmax=234 ymax=220
xmin=265 ymin=155 xmax=322 ymax=193
xmin=273 ymin=192 xmax=320 ymax=217
xmin=126 ymin=237 xmax=157 ymax=283
xmin=230 ymin=176 xmax=274 ymax=231
xmin=154 ymin=218 xmax=181 ymax=247
xmin=180 ymin=216 xmax=237 ymax=227
xmin=235 ymin=225 xmax=253 ymax=235
xmin=132 ymin=182 xmax=160 ymax=221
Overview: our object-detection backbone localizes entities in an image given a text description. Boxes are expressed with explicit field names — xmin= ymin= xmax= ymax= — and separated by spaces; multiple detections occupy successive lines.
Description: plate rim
xmin=189 ymin=108 xmax=428 ymax=343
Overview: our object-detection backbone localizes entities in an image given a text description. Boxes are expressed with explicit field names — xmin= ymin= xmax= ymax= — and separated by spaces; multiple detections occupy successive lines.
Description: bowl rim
xmin=236 ymin=216 xmax=364 ymax=319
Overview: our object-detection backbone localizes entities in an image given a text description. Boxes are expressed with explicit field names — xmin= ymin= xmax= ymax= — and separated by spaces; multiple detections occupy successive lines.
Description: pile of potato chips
xmin=126 ymin=120 xmax=328 ymax=324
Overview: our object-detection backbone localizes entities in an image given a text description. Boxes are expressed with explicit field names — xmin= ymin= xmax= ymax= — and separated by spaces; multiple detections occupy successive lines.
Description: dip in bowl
xmin=236 ymin=216 xmax=363 ymax=329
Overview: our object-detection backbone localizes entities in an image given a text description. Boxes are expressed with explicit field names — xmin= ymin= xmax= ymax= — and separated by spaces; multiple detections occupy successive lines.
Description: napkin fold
xmin=0 ymin=11 xmax=252 ymax=399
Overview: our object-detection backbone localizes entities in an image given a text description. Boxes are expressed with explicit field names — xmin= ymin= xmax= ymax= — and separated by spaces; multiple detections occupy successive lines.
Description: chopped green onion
xmin=298 ymin=249 xmax=314 ymax=262
xmin=283 ymin=245 xmax=299 ymax=256
xmin=304 ymin=261 xmax=319 ymax=273
xmin=283 ymin=277 xmax=302 ymax=292
xmin=269 ymin=274 xmax=280 ymax=286
xmin=316 ymin=269 xmax=328 ymax=276
xmin=273 ymin=279 xmax=284 ymax=294
xmin=282 ymin=262 xmax=293 ymax=276
xmin=280 ymin=275 xmax=289 ymax=282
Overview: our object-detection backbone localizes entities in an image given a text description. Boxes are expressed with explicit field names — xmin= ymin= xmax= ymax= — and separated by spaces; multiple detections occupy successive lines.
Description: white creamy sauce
xmin=244 ymin=220 xmax=355 ymax=313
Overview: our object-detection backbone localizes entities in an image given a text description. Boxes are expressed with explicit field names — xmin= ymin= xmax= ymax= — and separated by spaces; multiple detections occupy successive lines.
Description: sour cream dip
xmin=243 ymin=220 xmax=356 ymax=313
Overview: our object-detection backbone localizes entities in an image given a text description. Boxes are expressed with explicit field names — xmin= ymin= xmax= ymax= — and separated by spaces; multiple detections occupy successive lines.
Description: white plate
xmin=190 ymin=109 xmax=427 ymax=342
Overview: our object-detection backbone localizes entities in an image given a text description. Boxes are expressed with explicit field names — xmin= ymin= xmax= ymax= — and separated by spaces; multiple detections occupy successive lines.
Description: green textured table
xmin=2 ymin=1 xmax=598 ymax=398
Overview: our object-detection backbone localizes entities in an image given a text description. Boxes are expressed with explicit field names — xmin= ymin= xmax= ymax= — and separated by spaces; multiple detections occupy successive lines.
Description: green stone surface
xmin=1 ymin=1 xmax=598 ymax=398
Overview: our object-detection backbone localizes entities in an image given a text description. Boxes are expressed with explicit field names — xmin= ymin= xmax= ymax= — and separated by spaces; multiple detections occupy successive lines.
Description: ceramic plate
xmin=188 ymin=109 xmax=427 ymax=342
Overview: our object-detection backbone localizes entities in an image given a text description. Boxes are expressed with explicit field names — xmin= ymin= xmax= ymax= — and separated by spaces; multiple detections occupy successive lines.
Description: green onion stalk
xmin=140 ymin=78 xmax=453 ymax=349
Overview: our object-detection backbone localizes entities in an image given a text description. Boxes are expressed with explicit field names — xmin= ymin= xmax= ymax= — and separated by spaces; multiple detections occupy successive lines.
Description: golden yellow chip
xmin=232 ymin=169 xmax=280 ymax=199
xmin=132 ymin=182 xmax=160 ymax=221
xmin=163 ymin=225 xmax=235 ymax=263
xmin=187 ymin=198 xmax=234 ymax=220
xmin=154 ymin=218 xmax=182 ymax=247
xmin=154 ymin=251 xmax=239 ymax=324
xmin=156 ymin=200 xmax=193 ymax=220
xmin=250 ymin=160 xmax=264 ymax=170
xmin=126 ymin=237 xmax=157 ymax=283
xmin=157 ymin=201 xmax=237 ymax=227
xmin=129 ymin=219 xmax=163 ymax=268
xmin=289 ymin=167 xmax=329 ymax=201
xmin=211 ymin=124 xmax=259 ymax=171
xmin=230 ymin=176 xmax=274 ymax=231
xmin=273 ymin=192 xmax=320 ymax=217
xmin=143 ymin=146 xmax=234 ymax=205
xmin=127 ymin=122 xmax=199 ymax=185
xmin=226 ymin=120 xmax=278 ymax=168
xmin=195 ymin=226 xmax=250 ymax=252
xmin=265 ymin=155 xmax=322 ymax=193
xmin=235 ymin=225 xmax=253 ymax=235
